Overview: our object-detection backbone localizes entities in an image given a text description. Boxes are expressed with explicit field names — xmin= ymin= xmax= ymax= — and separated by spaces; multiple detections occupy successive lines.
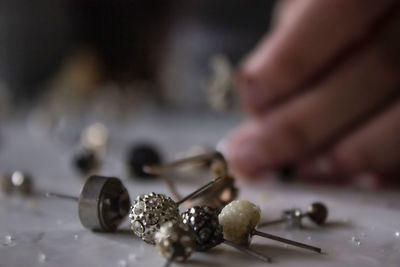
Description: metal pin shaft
xmin=258 ymin=218 xmax=286 ymax=228
xmin=224 ymin=239 xmax=272 ymax=263
xmin=258 ymin=213 xmax=308 ymax=228
xmin=45 ymin=192 xmax=79 ymax=201
xmin=143 ymin=152 xmax=218 ymax=175
xmin=252 ymin=229 xmax=322 ymax=253
xmin=176 ymin=177 xmax=222 ymax=206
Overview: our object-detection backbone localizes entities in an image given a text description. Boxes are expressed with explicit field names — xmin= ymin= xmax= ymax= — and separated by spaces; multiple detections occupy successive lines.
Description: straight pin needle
xmin=252 ymin=229 xmax=322 ymax=253
xmin=176 ymin=177 xmax=222 ymax=206
xmin=45 ymin=192 xmax=79 ymax=201
xmin=224 ymin=239 xmax=272 ymax=263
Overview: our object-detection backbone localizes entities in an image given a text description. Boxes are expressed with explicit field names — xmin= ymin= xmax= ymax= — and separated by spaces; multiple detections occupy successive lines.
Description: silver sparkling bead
xmin=129 ymin=193 xmax=179 ymax=244
xmin=282 ymin=208 xmax=303 ymax=228
xmin=155 ymin=221 xmax=196 ymax=262
xmin=181 ymin=206 xmax=223 ymax=251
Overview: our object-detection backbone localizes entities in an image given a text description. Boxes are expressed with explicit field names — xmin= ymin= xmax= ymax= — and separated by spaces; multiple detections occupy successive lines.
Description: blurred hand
xmin=225 ymin=0 xmax=400 ymax=185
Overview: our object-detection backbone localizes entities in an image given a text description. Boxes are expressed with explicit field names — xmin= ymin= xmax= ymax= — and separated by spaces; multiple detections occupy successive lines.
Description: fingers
xmin=226 ymin=27 xmax=400 ymax=178
xmin=330 ymin=100 xmax=400 ymax=173
xmin=237 ymin=0 xmax=396 ymax=114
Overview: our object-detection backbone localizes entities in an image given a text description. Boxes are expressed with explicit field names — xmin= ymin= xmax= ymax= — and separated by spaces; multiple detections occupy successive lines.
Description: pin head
xmin=210 ymin=152 xmax=228 ymax=178
xmin=218 ymin=200 xmax=261 ymax=245
xmin=11 ymin=171 xmax=33 ymax=195
xmin=281 ymin=208 xmax=302 ymax=228
xmin=126 ymin=144 xmax=161 ymax=178
xmin=73 ymin=149 xmax=99 ymax=176
xmin=307 ymin=202 xmax=328 ymax=225
xmin=155 ymin=221 xmax=196 ymax=262
xmin=181 ymin=206 xmax=223 ymax=251
xmin=78 ymin=175 xmax=131 ymax=232
xmin=129 ymin=193 xmax=179 ymax=244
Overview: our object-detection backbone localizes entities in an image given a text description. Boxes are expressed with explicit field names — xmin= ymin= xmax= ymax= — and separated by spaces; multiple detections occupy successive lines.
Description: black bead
xmin=181 ymin=206 xmax=224 ymax=251
xmin=73 ymin=149 xmax=98 ymax=175
xmin=307 ymin=202 xmax=328 ymax=226
xmin=277 ymin=164 xmax=296 ymax=182
xmin=126 ymin=144 xmax=161 ymax=178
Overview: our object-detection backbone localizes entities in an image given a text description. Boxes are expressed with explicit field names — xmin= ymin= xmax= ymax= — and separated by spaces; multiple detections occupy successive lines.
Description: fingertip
xmin=329 ymin=146 xmax=366 ymax=174
xmin=222 ymin=121 xmax=274 ymax=179
xmin=235 ymin=65 xmax=271 ymax=115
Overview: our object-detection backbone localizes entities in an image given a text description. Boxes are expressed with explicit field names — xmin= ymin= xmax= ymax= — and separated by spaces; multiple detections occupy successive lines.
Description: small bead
xmin=126 ymin=144 xmax=161 ymax=178
xmin=155 ymin=221 xmax=195 ymax=262
xmin=307 ymin=202 xmax=328 ymax=225
xmin=218 ymin=200 xmax=260 ymax=245
xmin=181 ymin=206 xmax=224 ymax=251
xmin=281 ymin=208 xmax=303 ymax=228
xmin=11 ymin=171 xmax=33 ymax=195
xmin=73 ymin=149 xmax=99 ymax=176
xmin=129 ymin=193 xmax=179 ymax=244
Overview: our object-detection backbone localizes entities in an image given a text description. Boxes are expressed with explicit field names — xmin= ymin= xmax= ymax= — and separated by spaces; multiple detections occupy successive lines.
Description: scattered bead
xmin=11 ymin=171 xmax=33 ymax=195
xmin=218 ymin=200 xmax=261 ymax=245
xmin=3 ymin=235 xmax=15 ymax=247
xmin=38 ymin=252 xmax=47 ymax=263
xmin=181 ymin=206 xmax=224 ymax=251
xmin=155 ymin=221 xmax=196 ymax=262
xmin=129 ymin=193 xmax=179 ymax=244
xmin=126 ymin=144 xmax=161 ymax=178
xmin=72 ymin=149 xmax=99 ymax=176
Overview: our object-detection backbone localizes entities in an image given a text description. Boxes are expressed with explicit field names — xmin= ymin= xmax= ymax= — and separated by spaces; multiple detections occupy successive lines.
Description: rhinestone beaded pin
xmin=181 ymin=206 xmax=224 ymax=251
xmin=155 ymin=221 xmax=196 ymax=262
xmin=130 ymin=193 xmax=179 ymax=244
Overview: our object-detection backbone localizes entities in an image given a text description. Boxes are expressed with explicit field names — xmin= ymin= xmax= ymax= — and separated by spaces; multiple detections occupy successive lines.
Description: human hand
xmin=225 ymin=0 xmax=400 ymax=185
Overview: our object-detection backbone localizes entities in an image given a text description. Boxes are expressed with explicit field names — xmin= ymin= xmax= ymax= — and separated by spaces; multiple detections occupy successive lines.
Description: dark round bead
xmin=277 ymin=164 xmax=296 ymax=183
xmin=307 ymin=202 xmax=328 ymax=226
xmin=181 ymin=206 xmax=224 ymax=251
xmin=73 ymin=149 xmax=99 ymax=175
xmin=126 ymin=144 xmax=161 ymax=178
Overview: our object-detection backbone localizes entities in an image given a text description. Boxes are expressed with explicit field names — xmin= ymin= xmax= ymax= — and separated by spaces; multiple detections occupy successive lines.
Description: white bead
xmin=218 ymin=200 xmax=261 ymax=245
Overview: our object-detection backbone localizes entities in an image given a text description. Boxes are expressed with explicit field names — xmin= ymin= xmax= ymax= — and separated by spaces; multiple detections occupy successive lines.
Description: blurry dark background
xmin=0 ymin=0 xmax=275 ymax=111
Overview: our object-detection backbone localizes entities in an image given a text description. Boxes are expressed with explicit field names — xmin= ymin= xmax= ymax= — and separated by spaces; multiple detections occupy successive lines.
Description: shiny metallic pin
xmin=46 ymin=175 xmax=131 ymax=232
xmin=258 ymin=202 xmax=328 ymax=228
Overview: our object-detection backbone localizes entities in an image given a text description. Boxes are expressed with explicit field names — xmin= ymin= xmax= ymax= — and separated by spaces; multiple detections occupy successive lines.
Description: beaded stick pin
xmin=144 ymin=151 xmax=237 ymax=209
xmin=129 ymin=177 xmax=222 ymax=244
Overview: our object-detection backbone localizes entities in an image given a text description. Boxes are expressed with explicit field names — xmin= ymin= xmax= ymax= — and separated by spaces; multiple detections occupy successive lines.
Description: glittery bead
xmin=129 ymin=193 xmax=179 ymax=244
xmin=155 ymin=221 xmax=196 ymax=262
xmin=281 ymin=208 xmax=302 ymax=228
xmin=181 ymin=206 xmax=224 ymax=251
xmin=218 ymin=200 xmax=261 ymax=246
